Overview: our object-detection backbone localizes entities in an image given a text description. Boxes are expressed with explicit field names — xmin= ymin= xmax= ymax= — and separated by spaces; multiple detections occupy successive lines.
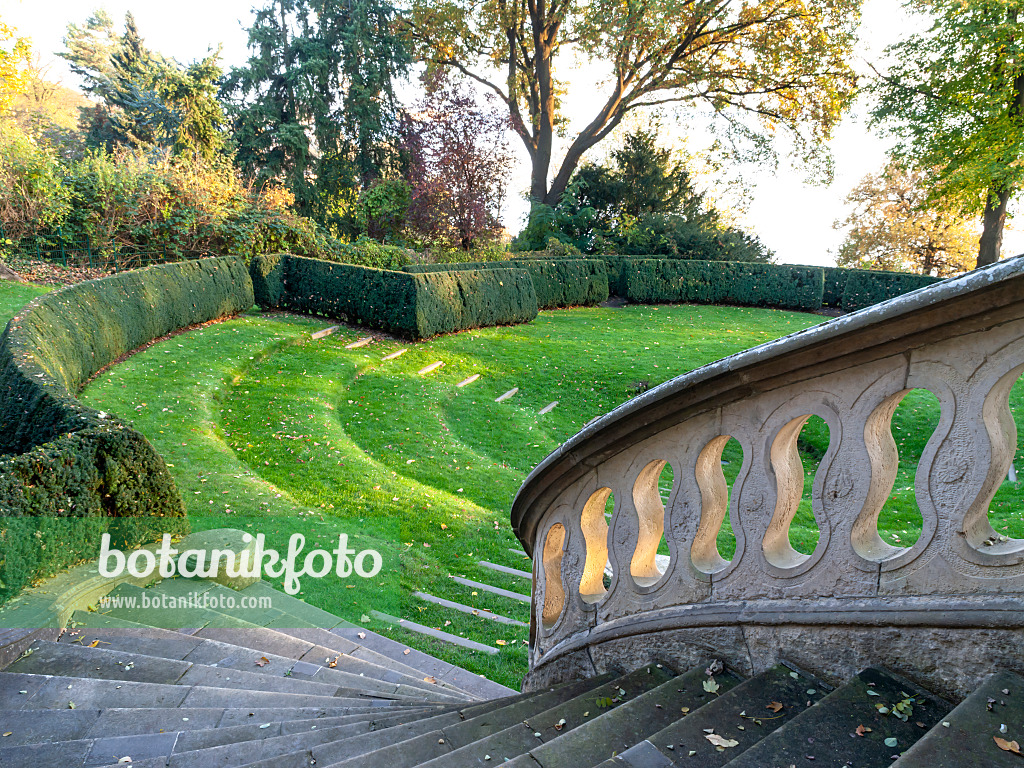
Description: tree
xmin=0 ymin=18 xmax=31 ymax=114
xmin=834 ymin=163 xmax=976 ymax=277
xmin=405 ymin=0 xmax=861 ymax=208
xmin=397 ymin=75 xmax=513 ymax=249
xmin=223 ymin=0 xmax=410 ymax=230
xmin=870 ymin=0 xmax=1024 ymax=267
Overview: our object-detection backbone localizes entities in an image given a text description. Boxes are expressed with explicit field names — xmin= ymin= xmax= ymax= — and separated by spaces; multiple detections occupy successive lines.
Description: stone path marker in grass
xmin=418 ymin=361 xmax=444 ymax=375
xmin=382 ymin=348 xmax=408 ymax=361
xmin=311 ymin=325 xmax=341 ymax=340
xmin=369 ymin=610 xmax=499 ymax=654
xmin=412 ymin=592 xmax=529 ymax=627
xmin=477 ymin=561 xmax=531 ymax=580
xmin=539 ymin=400 xmax=558 ymax=414
xmin=456 ymin=374 xmax=480 ymax=387
xmin=344 ymin=336 xmax=373 ymax=349
xmin=495 ymin=387 xmax=519 ymax=403
xmin=452 ymin=576 xmax=531 ymax=603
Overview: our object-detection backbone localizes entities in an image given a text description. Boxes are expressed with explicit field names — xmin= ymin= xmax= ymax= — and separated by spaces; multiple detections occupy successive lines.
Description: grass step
xmin=328 ymin=626 xmax=516 ymax=699
xmin=413 ymin=591 xmax=529 ymax=627
xmin=413 ymin=664 xmax=679 ymax=768
xmin=451 ymin=576 xmax=531 ymax=603
xmin=892 ymin=670 xmax=1024 ymax=767
xmin=56 ymin=626 xmax=463 ymax=703
xmin=370 ymin=610 xmax=500 ymax=654
xmin=477 ymin=561 xmax=532 ymax=579
xmin=721 ymin=667 xmax=951 ymax=767
xmin=609 ymin=664 xmax=828 ymax=766
xmin=499 ymin=664 xmax=743 ymax=768
xmin=319 ymin=672 xmax=620 ymax=767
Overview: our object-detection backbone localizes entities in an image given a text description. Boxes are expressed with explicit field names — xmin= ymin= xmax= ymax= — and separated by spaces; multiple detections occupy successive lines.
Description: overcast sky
xmin=5 ymin=0 xmax=1020 ymax=265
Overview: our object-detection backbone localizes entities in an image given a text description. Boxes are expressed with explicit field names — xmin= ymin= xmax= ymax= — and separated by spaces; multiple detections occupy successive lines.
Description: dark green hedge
xmin=841 ymin=270 xmax=942 ymax=312
xmin=0 ymin=256 xmax=254 ymax=605
xmin=254 ymin=254 xmax=538 ymax=339
xmin=404 ymin=258 xmax=609 ymax=310
xmin=625 ymin=259 xmax=825 ymax=312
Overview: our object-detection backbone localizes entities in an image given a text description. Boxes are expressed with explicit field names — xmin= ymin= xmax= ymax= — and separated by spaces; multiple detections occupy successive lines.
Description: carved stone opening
xmin=692 ymin=435 xmax=742 ymax=574
xmin=630 ymin=460 xmax=674 ymax=587
xmin=580 ymin=488 xmax=612 ymax=603
xmin=764 ymin=415 xmax=829 ymax=569
xmin=541 ymin=523 xmax=566 ymax=628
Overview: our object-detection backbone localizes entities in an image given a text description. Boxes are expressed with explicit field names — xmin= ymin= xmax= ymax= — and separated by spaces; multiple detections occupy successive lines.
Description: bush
xmin=841 ymin=270 xmax=942 ymax=312
xmin=404 ymin=258 xmax=609 ymax=309
xmin=253 ymin=254 xmax=538 ymax=339
xmin=0 ymin=256 xmax=253 ymax=604
xmin=625 ymin=259 xmax=825 ymax=312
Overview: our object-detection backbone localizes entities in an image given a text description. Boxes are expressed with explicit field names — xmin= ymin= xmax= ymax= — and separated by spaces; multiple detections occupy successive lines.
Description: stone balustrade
xmin=512 ymin=255 xmax=1024 ymax=698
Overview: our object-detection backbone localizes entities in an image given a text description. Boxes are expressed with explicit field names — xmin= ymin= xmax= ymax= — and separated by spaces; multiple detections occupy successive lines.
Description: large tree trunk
xmin=0 ymin=260 xmax=24 ymax=282
xmin=978 ymin=185 xmax=1011 ymax=267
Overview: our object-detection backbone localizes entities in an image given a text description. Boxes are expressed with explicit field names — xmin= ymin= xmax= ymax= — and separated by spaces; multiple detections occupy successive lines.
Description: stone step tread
xmin=327 ymin=627 xmax=515 ymax=699
xmin=451 ymin=576 xmax=531 ymax=603
xmin=721 ymin=667 xmax=952 ymax=767
xmin=477 ymin=561 xmax=532 ymax=580
xmin=189 ymin=624 xmax=466 ymax=697
xmin=8 ymin=639 xmax=409 ymax=701
xmin=0 ymin=705 xmax=441 ymax=747
xmin=892 ymin=670 xmax=1024 ymax=767
xmin=56 ymin=626 xmax=461 ymax=703
xmin=99 ymin=583 xmax=267 ymax=631
xmin=411 ymin=664 xmax=680 ymax=768
xmin=0 ymin=671 xmax=394 ymax=711
xmin=504 ymin=664 xmax=744 ymax=768
xmin=412 ymin=591 xmax=529 ymax=627
xmin=2 ymin=706 xmax=457 ymax=768
xmin=320 ymin=673 xmax=621 ymax=767
xmin=270 ymin=626 xmax=487 ymax=699
xmin=614 ymin=664 xmax=828 ymax=767
xmin=370 ymin=610 xmax=500 ymax=654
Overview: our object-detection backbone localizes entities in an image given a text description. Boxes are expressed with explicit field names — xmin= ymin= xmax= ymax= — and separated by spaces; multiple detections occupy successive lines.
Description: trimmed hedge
xmin=251 ymin=254 xmax=538 ymax=339
xmin=0 ymin=256 xmax=254 ymax=605
xmin=841 ymin=270 xmax=942 ymax=312
xmin=625 ymin=259 xmax=825 ymax=312
xmin=404 ymin=259 xmax=609 ymax=310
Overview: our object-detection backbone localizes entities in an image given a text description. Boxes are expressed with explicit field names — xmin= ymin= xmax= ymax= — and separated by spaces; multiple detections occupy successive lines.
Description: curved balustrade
xmin=512 ymin=255 xmax=1024 ymax=698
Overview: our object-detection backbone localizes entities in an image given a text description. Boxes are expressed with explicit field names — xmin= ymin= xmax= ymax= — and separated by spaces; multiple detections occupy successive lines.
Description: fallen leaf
xmin=884 ymin=737 xmax=898 ymax=748
xmin=403 ymin=649 xmax=411 ymax=655
xmin=2 ymin=732 xmax=11 ymax=737
xmin=703 ymin=677 xmax=720 ymax=693
xmin=357 ymin=632 xmax=366 ymax=639
xmin=995 ymin=737 xmax=1022 ymax=754
xmin=855 ymin=725 xmax=872 ymax=736
xmin=88 ymin=640 xmax=101 ymax=648
xmin=255 ymin=657 xmax=270 ymax=667
xmin=705 ymin=734 xmax=739 ymax=748
xmin=424 ymin=677 xmax=438 ymax=684
xmin=328 ymin=656 xmax=338 ymax=668
xmin=766 ymin=701 xmax=783 ymax=713
xmin=496 ymin=640 xmax=508 ymax=646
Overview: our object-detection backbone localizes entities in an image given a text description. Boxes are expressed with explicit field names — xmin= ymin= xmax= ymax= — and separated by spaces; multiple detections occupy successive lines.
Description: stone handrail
xmin=511 ymin=255 xmax=1024 ymax=698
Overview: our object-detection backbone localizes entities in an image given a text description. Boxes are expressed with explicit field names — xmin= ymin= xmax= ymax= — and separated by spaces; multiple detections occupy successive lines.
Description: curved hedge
xmin=404 ymin=259 xmax=609 ymax=310
xmin=252 ymin=254 xmax=538 ymax=339
xmin=0 ymin=256 xmax=254 ymax=605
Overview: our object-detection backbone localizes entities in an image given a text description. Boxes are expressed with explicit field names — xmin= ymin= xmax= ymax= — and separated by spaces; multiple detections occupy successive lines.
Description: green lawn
xmin=3 ymin=278 xmax=1023 ymax=688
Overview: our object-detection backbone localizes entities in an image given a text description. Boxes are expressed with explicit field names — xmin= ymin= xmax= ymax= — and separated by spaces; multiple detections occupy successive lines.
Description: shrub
xmin=404 ymin=258 xmax=609 ymax=309
xmin=625 ymin=259 xmax=825 ymax=312
xmin=841 ymin=270 xmax=942 ymax=312
xmin=0 ymin=256 xmax=253 ymax=605
xmin=253 ymin=254 xmax=538 ymax=339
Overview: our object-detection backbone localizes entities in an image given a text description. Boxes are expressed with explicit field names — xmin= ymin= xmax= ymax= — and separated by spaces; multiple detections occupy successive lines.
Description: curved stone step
xmin=892 ymin=670 xmax=1024 ymax=767
xmin=720 ymin=667 xmax=951 ymax=767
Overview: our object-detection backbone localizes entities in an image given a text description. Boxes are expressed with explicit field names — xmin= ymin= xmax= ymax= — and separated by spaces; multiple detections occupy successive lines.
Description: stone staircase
xmin=1 ymin=577 xmax=1022 ymax=767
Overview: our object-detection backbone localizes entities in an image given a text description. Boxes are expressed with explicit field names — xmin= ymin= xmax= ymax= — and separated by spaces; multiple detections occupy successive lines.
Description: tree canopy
xmin=870 ymin=0 xmax=1024 ymax=266
xmin=835 ymin=163 xmax=975 ymax=277
xmin=406 ymin=0 xmax=862 ymax=207
xmin=0 ymin=18 xmax=31 ymax=115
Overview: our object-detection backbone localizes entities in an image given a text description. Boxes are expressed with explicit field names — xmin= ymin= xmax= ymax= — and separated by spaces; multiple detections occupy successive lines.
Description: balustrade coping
xmin=511 ymin=254 xmax=1024 ymax=555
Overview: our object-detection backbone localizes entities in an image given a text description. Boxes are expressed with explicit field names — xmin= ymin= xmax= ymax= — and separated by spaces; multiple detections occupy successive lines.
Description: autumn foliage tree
xmin=405 ymin=0 xmax=861 ymax=208
xmin=834 ymin=163 xmax=975 ymax=277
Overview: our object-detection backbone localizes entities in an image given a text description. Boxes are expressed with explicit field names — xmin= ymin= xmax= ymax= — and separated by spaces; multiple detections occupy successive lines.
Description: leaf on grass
xmin=766 ymin=701 xmax=783 ymax=713
xmin=704 ymin=734 xmax=739 ymax=748
xmin=496 ymin=640 xmax=508 ymax=646
xmin=995 ymin=737 xmax=1022 ymax=754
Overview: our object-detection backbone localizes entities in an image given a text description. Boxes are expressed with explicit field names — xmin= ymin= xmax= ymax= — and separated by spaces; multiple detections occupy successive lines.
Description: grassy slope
xmin=0 ymin=281 xmax=51 ymax=318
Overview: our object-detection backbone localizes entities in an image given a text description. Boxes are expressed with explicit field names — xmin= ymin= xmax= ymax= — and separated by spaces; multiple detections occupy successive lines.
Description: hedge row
xmin=403 ymin=259 xmax=609 ymax=310
xmin=251 ymin=254 xmax=538 ymax=339
xmin=833 ymin=268 xmax=941 ymax=312
xmin=623 ymin=259 xmax=825 ymax=312
xmin=0 ymin=256 xmax=254 ymax=605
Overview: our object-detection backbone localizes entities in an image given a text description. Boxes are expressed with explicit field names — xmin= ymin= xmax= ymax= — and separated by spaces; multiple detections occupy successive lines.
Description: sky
xmin=4 ymin=0 xmax=1021 ymax=266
